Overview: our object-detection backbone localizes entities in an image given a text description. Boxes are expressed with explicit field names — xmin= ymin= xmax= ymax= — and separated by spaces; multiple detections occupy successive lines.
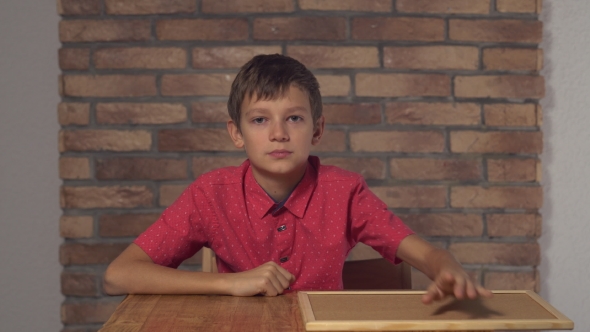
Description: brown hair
xmin=227 ymin=54 xmax=322 ymax=130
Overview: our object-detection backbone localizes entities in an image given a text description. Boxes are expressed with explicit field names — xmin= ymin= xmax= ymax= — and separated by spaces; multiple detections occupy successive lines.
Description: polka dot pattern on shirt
xmin=134 ymin=156 xmax=413 ymax=290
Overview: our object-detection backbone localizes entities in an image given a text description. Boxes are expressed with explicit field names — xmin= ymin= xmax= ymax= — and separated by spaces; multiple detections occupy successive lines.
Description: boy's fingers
xmin=476 ymin=284 xmax=493 ymax=297
xmin=452 ymin=275 xmax=466 ymax=299
xmin=423 ymin=283 xmax=445 ymax=304
xmin=465 ymin=280 xmax=478 ymax=299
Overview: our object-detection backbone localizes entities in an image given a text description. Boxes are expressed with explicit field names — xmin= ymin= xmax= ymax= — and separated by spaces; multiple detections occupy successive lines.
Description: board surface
xmin=298 ymin=291 xmax=573 ymax=331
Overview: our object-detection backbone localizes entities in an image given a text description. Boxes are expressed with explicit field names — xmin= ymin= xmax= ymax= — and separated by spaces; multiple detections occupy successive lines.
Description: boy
xmin=104 ymin=54 xmax=491 ymax=304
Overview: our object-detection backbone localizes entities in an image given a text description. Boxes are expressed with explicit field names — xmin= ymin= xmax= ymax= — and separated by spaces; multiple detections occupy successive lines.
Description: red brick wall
xmin=58 ymin=0 xmax=544 ymax=330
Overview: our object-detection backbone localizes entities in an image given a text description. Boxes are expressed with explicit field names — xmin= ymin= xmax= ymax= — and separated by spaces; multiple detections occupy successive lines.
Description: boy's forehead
xmin=241 ymin=85 xmax=311 ymax=113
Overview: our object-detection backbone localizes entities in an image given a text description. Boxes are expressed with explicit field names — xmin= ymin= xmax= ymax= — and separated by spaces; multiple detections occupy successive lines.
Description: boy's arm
xmin=396 ymin=234 xmax=492 ymax=304
xmin=103 ymin=243 xmax=295 ymax=296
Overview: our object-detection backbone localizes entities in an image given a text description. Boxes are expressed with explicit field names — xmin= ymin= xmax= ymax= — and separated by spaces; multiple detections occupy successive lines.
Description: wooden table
xmin=99 ymin=291 xmax=572 ymax=332
xmin=100 ymin=292 xmax=306 ymax=332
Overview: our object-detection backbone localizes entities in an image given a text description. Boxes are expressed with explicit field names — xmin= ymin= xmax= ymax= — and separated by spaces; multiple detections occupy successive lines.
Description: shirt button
xmin=277 ymin=225 xmax=287 ymax=232
xmin=280 ymin=257 xmax=288 ymax=263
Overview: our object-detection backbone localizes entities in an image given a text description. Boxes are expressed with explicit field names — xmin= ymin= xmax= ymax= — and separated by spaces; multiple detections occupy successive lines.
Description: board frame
xmin=297 ymin=290 xmax=573 ymax=331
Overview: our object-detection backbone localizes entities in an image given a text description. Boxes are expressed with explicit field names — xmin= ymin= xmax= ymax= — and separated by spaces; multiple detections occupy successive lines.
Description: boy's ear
xmin=311 ymin=116 xmax=325 ymax=146
xmin=227 ymin=120 xmax=244 ymax=149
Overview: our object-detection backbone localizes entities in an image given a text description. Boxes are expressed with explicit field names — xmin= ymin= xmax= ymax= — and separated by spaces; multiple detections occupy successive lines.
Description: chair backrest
xmin=201 ymin=243 xmax=411 ymax=290
xmin=343 ymin=242 xmax=412 ymax=290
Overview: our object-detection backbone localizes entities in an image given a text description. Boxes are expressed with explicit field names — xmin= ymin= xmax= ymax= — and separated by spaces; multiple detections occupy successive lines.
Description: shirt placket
xmin=273 ymin=208 xmax=295 ymax=266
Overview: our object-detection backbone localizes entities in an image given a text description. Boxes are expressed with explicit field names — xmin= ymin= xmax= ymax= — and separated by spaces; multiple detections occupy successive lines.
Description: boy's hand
xmin=422 ymin=269 xmax=493 ymax=304
xmin=225 ymin=261 xmax=295 ymax=297
xmin=396 ymin=235 xmax=492 ymax=305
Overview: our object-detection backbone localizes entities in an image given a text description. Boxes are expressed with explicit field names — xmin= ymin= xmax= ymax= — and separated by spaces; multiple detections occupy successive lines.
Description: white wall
xmin=0 ymin=0 xmax=587 ymax=331
xmin=540 ymin=1 xmax=590 ymax=330
xmin=0 ymin=0 xmax=62 ymax=331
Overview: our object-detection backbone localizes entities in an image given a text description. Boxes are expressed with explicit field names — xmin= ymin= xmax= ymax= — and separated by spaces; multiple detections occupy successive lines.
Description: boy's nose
xmin=269 ymin=122 xmax=289 ymax=142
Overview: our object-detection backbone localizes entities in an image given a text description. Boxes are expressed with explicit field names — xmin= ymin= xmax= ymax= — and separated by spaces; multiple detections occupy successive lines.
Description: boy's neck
xmin=251 ymin=164 xmax=307 ymax=203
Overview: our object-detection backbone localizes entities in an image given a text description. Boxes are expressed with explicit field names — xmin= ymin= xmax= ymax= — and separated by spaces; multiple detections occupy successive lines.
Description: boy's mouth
xmin=268 ymin=149 xmax=292 ymax=158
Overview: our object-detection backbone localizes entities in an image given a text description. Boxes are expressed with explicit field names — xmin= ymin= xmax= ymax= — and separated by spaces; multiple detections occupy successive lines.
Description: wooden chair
xmin=200 ymin=243 xmax=411 ymax=290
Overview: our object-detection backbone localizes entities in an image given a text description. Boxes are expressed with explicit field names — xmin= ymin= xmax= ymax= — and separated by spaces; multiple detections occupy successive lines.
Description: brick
xmin=398 ymin=213 xmax=483 ymax=237
xmin=483 ymin=48 xmax=543 ymax=71
xmin=156 ymin=19 xmax=248 ymax=41
xmin=300 ymin=0 xmax=391 ymax=11
xmin=351 ymin=131 xmax=445 ymax=153
xmin=287 ymin=46 xmax=379 ymax=68
xmin=59 ymin=157 xmax=91 ymax=180
xmin=396 ymin=0 xmax=490 ymax=14
xmin=61 ymin=271 xmax=98 ymax=297
xmin=496 ymin=0 xmax=541 ymax=13
xmin=352 ymin=17 xmax=445 ymax=41
xmin=161 ymin=74 xmax=234 ymax=97
xmin=61 ymin=75 xmax=157 ymax=98
xmin=451 ymin=186 xmax=542 ymax=209
xmin=317 ymin=75 xmax=350 ymax=97
xmin=370 ymin=186 xmax=447 ymax=208
xmin=449 ymin=19 xmax=542 ymax=43
xmin=59 ymin=20 xmax=151 ymax=42
xmin=94 ymin=47 xmax=187 ymax=69
xmin=484 ymin=271 xmax=538 ymax=291
xmin=60 ymin=243 xmax=129 ymax=265
xmin=99 ymin=213 xmax=160 ymax=237
xmin=455 ymin=75 xmax=544 ymax=99
xmin=487 ymin=158 xmax=537 ymax=182
xmin=356 ymin=73 xmax=450 ymax=97
xmin=323 ymin=103 xmax=381 ymax=125
xmin=96 ymin=158 xmax=187 ymax=180
xmin=59 ymin=130 xmax=152 ymax=152
xmin=192 ymin=46 xmax=282 ymax=69
xmin=96 ymin=103 xmax=187 ymax=125
xmin=60 ymin=215 xmax=94 ymax=238
xmin=487 ymin=213 xmax=541 ymax=237
xmin=310 ymin=130 xmax=346 ymax=152
xmin=61 ymin=301 xmax=120 ymax=324
xmin=383 ymin=46 xmax=478 ymax=70
xmin=449 ymin=242 xmax=539 ymax=265
xmin=57 ymin=0 xmax=101 ymax=15
xmin=385 ymin=102 xmax=480 ymax=126
xmin=59 ymin=48 xmax=90 ymax=70
xmin=159 ymin=184 xmax=189 ymax=207
xmin=192 ymin=102 xmax=229 ymax=123
xmin=254 ymin=17 xmax=346 ymax=41
xmin=105 ymin=0 xmax=196 ymax=14
xmin=158 ymin=129 xmax=237 ymax=152
xmin=202 ymin=0 xmax=293 ymax=13
xmin=484 ymin=104 xmax=538 ymax=127
xmin=192 ymin=157 xmax=246 ymax=178
xmin=450 ymin=131 xmax=542 ymax=154
xmin=390 ymin=158 xmax=481 ymax=181
xmin=60 ymin=186 xmax=153 ymax=209
xmin=58 ymin=102 xmax=90 ymax=126
xmin=321 ymin=157 xmax=385 ymax=180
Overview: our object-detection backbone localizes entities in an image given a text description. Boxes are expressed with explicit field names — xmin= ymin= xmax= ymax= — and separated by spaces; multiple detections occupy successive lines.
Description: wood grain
xmin=100 ymin=292 xmax=306 ymax=332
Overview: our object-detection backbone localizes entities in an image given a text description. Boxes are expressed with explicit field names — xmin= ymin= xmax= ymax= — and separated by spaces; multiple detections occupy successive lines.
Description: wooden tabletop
xmin=99 ymin=292 xmax=305 ymax=332
xmin=99 ymin=291 xmax=572 ymax=332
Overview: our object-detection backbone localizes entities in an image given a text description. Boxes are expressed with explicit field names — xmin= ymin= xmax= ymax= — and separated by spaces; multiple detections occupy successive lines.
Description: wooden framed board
xmin=297 ymin=290 xmax=573 ymax=331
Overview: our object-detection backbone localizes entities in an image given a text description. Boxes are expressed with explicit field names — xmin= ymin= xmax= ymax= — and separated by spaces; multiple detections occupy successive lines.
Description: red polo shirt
xmin=135 ymin=156 xmax=413 ymax=290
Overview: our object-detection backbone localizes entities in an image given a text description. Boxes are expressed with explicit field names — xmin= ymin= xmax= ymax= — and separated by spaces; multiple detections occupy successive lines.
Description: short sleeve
xmin=348 ymin=177 xmax=414 ymax=264
xmin=134 ymin=183 xmax=209 ymax=268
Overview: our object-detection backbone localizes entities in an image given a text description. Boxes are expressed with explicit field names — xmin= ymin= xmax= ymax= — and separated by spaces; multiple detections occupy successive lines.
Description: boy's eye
xmin=288 ymin=116 xmax=302 ymax=122
xmin=252 ymin=117 xmax=265 ymax=124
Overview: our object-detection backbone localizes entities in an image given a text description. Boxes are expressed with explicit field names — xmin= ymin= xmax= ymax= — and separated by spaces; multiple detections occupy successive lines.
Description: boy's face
xmin=227 ymin=85 xmax=324 ymax=183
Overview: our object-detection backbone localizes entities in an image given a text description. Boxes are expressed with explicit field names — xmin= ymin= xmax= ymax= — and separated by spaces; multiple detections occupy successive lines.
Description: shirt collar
xmin=244 ymin=156 xmax=319 ymax=219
